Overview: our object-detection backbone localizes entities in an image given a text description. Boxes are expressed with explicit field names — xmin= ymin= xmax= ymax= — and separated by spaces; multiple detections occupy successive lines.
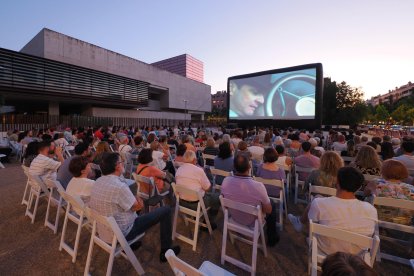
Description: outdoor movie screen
xmin=228 ymin=64 xmax=322 ymax=120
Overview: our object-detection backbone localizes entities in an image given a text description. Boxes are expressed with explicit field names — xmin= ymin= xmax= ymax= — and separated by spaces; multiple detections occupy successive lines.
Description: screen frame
xmin=227 ymin=63 xmax=323 ymax=130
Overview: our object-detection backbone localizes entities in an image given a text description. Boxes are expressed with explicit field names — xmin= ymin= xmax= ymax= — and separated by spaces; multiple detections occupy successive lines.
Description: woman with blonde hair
xmin=305 ymin=151 xmax=344 ymax=190
xmin=350 ymin=145 xmax=382 ymax=176
xmin=92 ymin=141 xmax=111 ymax=164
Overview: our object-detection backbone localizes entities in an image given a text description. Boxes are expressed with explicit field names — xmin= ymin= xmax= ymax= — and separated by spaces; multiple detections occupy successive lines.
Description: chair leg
xmin=25 ymin=189 xmax=34 ymax=218
xmin=84 ymin=228 xmax=96 ymax=276
xmin=221 ymin=217 xmax=228 ymax=265
xmin=53 ymin=199 xmax=62 ymax=234
xmin=260 ymin=224 xmax=268 ymax=257
xmin=72 ymin=216 xmax=84 ymax=263
xmin=0 ymin=161 xmax=5 ymax=169
xmin=106 ymin=246 xmax=116 ymax=276
xmin=32 ymin=192 xmax=40 ymax=224
xmin=279 ymin=200 xmax=283 ymax=231
xmin=252 ymin=231 xmax=259 ymax=276
xmin=172 ymin=204 xmax=179 ymax=240
xmin=45 ymin=192 xmax=53 ymax=227
xmin=192 ymin=212 xmax=201 ymax=251
xmin=60 ymin=208 xmax=70 ymax=252
xmin=22 ymin=181 xmax=30 ymax=205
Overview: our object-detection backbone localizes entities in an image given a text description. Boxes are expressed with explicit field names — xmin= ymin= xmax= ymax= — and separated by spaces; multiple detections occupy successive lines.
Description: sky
xmin=0 ymin=0 xmax=413 ymax=99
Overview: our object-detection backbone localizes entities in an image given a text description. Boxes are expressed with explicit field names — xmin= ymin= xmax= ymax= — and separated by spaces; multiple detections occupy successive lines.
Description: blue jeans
xmin=125 ymin=206 xmax=172 ymax=251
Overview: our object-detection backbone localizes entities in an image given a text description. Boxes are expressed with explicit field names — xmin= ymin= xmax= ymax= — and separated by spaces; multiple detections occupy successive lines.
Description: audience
xmin=29 ymin=140 xmax=64 ymax=181
xmin=221 ymin=155 xmax=279 ymax=246
xmin=295 ymin=141 xmax=320 ymax=180
xmin=174 ymin=144 xmax=187 ymax=163
xmin=213 ymin=142 xmax=234 ymax=185
xmin=275 ymin=145 xmax=293 ymax=166
xmin=321 ymin=252 xmax=378 ymax=276
xmin=380 ymin=141 xmax=395 ymax=160
xmin=256 ymin=148 xmax=286 ymax=197
xmin=175 ymin=151 xmax=220 ymax=229
xmin=66 ymin=156 xmax=95 ymax=201
xmin=203 ymin=137 xmax=219 ymax=166
xmin=289 ymin=167 xmax=378 ymax=255
xmin=88 ymin=152 xmax=180 ymax=261
xmin=350 ymin=145 xmax=382 ymax=176
xmin=57 ymin=143 xmax=90 ymax=189
xmin=305 ymin=151 xmax=344 ymax=191
xmin=393 ymin=140 xmax=414 ymax=175
xmin=23 ymin=141 xmax=39 ymax=167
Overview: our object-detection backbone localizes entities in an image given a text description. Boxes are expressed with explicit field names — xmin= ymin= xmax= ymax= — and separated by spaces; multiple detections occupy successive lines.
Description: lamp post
xmin=183 ymin=99 xmax=188 ymax=125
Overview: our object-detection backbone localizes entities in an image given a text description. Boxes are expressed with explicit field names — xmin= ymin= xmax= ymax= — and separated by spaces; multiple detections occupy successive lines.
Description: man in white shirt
xmin=118 ymin=136 xmax=132 ymax=156
xmin=175 ymin=151 xmax=220 ymax=228
xmin=288 ymin=167 xmax=378 ymax=255
xmin=66 ymin=156 xmax=95 ymax=201
xmin=393 ymin=141 xmax=414 ymax=175
xmin=29 ymin=140 xmax=64 ymax=181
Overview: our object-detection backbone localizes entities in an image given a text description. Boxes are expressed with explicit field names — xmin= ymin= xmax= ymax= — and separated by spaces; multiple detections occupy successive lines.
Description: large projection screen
xmin=227 ymin=63 xmax=323 ymax=128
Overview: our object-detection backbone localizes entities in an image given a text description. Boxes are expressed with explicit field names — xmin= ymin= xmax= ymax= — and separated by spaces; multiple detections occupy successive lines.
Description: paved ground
xmin=0 ymin=161 xmax=412 ymax=276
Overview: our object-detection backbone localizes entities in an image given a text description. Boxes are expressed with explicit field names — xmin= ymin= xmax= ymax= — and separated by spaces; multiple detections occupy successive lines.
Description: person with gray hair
xmin=175 ymin=150 xmax=220 ymax=229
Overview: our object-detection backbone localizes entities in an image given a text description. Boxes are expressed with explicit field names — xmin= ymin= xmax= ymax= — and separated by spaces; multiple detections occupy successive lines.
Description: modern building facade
xmin=0 ymin=28 xmax=211 ymax=127
xmin=367 ymin=82 xmax=414 ymax=106
xmin=211 ymin=90 xmax=227 ymax=109
xmin=151 ymin=54 xmax=204 ymax=83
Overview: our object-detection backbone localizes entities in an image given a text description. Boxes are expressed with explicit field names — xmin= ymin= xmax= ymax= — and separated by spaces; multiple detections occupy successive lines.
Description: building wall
xmin=20 ymin=29 xmax=211 ymax=113
xmin=152 ymin=54 xmax=204 ymax=83
xmin=90 ymin=107 xmax=190 ymax=120
xmin=368 ymin=82 xmax=414 ymax=106
xmin=212 ymin=90 xmax=228 ymax=109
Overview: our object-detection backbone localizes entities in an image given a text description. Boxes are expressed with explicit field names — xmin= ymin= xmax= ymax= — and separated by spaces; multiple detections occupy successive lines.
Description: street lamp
xmin=183 ymin=99 xmax=188 ymax=125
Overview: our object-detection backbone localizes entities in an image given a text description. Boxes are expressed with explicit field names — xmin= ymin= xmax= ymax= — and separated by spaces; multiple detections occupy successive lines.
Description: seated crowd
xmin=7 ymin=124 xmax=414 ymax=273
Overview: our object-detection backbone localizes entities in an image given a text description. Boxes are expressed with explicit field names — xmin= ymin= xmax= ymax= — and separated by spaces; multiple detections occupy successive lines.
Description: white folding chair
xmin=132 ymin=173 xmax=169 ymax=212
xmin=165 ymin=249 xmax=235 ymax=276
xmin=254 ymin=177 xmax=286 ymax=230
xmin=294 ymin=165 xmax=314 ymax=204
xmin=45 ymin=179 xmax=67 ymax=234
xmin=308 ymin=220 xmax=380 ymax=276
xmin=342 ymin=156 xmax=355 ymax=164
xmin=308 ymin=185 xmax=337 ymax=202
xmin=202 ymin=153 xmax=216 ymax=169
xmin=171 ymin=183 xmax=213 ymax=251
xmin=373 ymin=197 xmax=414 ymax=266
xmin=0 ymin=154 xmax=6 ymax=168
xmin=25 ymin=174 xmax=49 ymax=223
xmin=21 ymin=165 xmax=31 ymax=205
xmin=280 ymin=164 xmax=292 ymax=199
xmin=84 ymin=208 xmax=146 ymax=276
xmin=58 ymin=189 xmax=91 ymax=263
xmin=109 ymin=144 xmax=116 ymax=152
xmin=220 ymin=195 xmax=267 ymax=276
xmin=210 ymin=167 xmax=231 ymax=191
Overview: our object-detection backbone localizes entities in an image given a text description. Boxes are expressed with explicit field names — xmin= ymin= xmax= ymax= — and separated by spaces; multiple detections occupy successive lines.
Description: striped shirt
xmin=89 ymin=175 xmax=137 ymax=236
xmin=29 ymin=154 xmax=61 ymax=181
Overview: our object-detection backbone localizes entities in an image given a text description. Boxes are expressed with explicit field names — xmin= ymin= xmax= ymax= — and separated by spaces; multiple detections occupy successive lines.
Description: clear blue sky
xmin=1 ymin=0 xmax=413 ymax=99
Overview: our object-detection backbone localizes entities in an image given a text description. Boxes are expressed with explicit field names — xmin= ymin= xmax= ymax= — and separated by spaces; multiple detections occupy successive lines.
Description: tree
xmin=375 ymin=105 xmax=390 ymax=123
xmin=322 ymin=78 xmax=368 ymax=126
xmin=391 ymin=104 xmax=409 ymax=124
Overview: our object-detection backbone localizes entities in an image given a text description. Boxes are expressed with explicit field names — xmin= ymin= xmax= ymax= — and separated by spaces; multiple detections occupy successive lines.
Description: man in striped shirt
xmin=29 ymin=140 xmax=64 ymax=181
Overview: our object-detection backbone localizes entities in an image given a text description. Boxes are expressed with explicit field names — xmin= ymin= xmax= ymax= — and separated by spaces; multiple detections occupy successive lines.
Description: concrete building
xmin=152 ymin=54 xmax=204 ymax=83
xmin=1 ymin=28 xmax=211 ymax=125
xmin=211 ymin=90 xmax=228 ymax=109
xmin=367 ymin=82 xmax=414 ymax=106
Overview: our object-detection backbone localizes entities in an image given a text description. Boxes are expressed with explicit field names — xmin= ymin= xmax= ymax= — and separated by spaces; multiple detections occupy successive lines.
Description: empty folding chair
xmin=58 ymin=190 xmax=91 ymax=263
xmin=210 ymin=167 xmax=231 ymax=191
xmin=254 ymin=177 xmax=286 ymax=230
xmin=21 ymin=165 xmax=31 ymax=205
xmin=373 ymin=196 xmax=414 ymax=266
xmin=294 ymin=165 xmax=314 ymax=204
xmin=165 ymin=249 xmax=235 ymax=276
xmin=308 ymin=220 xmax=380 ymax=276
xmin=45 ymin=179 xmax=66 ymax=234
xmin=84 ymin=208 xmax=146 ymax=276
xmin=25 ymin=174 xmax=49 ymax=223
xmin=219 ymin=195 xmax=267 ymax=276
xmin=171 ymin=183 xmax=213 ymax=251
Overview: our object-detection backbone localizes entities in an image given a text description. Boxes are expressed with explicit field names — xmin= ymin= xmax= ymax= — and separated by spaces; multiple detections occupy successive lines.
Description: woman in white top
xmin=66 ymin=156 xmax=95 ymax=201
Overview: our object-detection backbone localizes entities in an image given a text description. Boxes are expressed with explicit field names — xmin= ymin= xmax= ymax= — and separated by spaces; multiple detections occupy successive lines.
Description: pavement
xmin=0 ymin=161 xmax=412 ymax=276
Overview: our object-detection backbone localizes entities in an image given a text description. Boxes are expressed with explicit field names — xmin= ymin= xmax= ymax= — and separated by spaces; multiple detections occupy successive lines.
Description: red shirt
xmin=94 ymin=130 xmax=104 ymax=140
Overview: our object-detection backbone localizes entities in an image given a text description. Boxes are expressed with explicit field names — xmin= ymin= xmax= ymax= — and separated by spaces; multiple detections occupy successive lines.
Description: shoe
xmin=288 ymin=214 xmax=303 ymax=232
xmin=201 ymin=222 xmax=217 ymax=232
xmin=160 ymin=245 xmax=181 ymax=262
xmin=130 ymin=241 xmax=142 ymax=251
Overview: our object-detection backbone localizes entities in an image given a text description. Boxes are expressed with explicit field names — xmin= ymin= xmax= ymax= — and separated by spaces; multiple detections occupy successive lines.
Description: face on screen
xmin=229 ymin=82 xmax=264 ymax=116
xmin=229 ymin=67 xmax=317 ymax=120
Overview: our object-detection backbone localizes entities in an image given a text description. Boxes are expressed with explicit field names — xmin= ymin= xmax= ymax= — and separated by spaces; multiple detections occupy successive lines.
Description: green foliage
xmin=322 ymin=78 xmax=368 ymax=126
xmin=375 ymin=105 xmax=390 ymax=122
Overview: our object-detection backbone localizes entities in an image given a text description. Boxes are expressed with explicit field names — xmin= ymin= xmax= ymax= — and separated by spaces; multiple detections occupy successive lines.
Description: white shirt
xmin=175 ymin=163 xmax=211 ymax=201
xmin=248 ymin=146 xmax=265 ymax=162
xmin=29 ymin=154 xmax=61 ymax=181
xmin=331 ymin=142 xmax=347 ymax=152
xmin=308 ymin=196 xmax=377 ymax=255
xmin=66 ymin=177 xmax=95 ymax=201
xmin=152 ymin=150 xmax=166 ymax=170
